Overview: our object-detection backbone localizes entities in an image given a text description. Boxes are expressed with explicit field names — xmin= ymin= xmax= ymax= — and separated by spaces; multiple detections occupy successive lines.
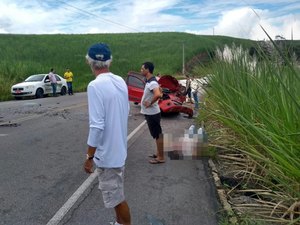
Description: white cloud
xmin=0 ymin=0 xmax=299 ymax=40
xmin=217 ymin=8 xmax=258 ymax=38
xmin=194 ymin=6 xmax=300 ymax=40
xmin=0 ymin=1 xmax=66 ymax=34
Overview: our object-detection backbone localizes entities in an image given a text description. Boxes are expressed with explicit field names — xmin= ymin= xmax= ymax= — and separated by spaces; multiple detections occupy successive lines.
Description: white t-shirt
xmin=191 ymin=79 xmax=199 ymax=93
xmin=140 ymin=77 xmax=160 ymax=115
xmin=48 ymin=72 xmax=57 ymax=83
xmin=87 ymin=72 xmax=130 ymax=168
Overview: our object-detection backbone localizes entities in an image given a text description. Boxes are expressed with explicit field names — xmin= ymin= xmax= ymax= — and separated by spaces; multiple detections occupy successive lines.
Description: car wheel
xmin=179 ymin=85 xmax=186 ymax=95
xmin=35 ymin=88 xmax=44 ymax=98
xmin=60 ymin=86 xmax=67 ymax=95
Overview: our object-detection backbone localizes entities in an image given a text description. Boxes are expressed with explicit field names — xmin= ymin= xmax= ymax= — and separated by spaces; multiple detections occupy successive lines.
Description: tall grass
xmin=0 ymin=32 xmax=254 ymax=101
xmin=201 ymin=43 xmax=300 ymax=223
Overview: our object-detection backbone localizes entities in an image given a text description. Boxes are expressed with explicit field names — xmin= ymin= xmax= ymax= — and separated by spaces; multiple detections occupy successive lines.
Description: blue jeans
xmin=186 ymin=87 xmax=191 ymax=98
xmin=51 ymin=83 xmax=57 ymax=96
xmin=192 ymin=92 xmax=199 ymax=109
xmin=67 ymin=82 xmax=73 ymax=95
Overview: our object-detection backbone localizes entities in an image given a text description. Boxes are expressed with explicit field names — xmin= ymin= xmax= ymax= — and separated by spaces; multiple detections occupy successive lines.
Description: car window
xmin=55 ymin=75 xmax=61 ymax=81
xmin=127 ymin=76 xmax=145 ymax=89
xmin=25 ymin=75 xmax=45 ymax=82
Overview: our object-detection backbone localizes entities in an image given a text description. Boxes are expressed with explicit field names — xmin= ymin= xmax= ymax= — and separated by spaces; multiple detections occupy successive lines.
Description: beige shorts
xmin=96 ymin=166 xmax=125 ymax=208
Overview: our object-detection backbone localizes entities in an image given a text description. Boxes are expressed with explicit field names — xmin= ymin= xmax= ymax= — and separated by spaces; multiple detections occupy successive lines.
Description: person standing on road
xmin=64 ymin=68 xmax=74 ymax=95
xmin=83 ymin=43 xmax=131 ymax=225
xmin=140 ymin=62 xmax=165 ymax=164
xmin=48 ymin=68 xmax=57 ymax=97
xmin=191 ymin=76 xmax=199 ymax=111
xmin=185 ymin=75 xmax=193 ymax=103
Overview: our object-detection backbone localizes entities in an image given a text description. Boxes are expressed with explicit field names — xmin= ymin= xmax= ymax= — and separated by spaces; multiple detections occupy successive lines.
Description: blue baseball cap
xmin=88 ymin=43 xmax=112 ymax=61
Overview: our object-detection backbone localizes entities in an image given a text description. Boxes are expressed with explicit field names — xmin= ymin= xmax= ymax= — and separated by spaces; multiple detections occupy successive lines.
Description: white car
xmin=11 ymin=74 xmax=68 ymax=99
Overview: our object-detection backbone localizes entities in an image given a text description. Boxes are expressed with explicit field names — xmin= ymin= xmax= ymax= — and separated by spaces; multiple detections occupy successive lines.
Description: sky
xmin=0 ymin=0 xmax=299 ymax=40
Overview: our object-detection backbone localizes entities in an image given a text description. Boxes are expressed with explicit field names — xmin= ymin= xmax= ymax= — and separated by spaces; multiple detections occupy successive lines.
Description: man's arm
xmin=84 ymin=146 xmax=96 ymax=174
xmin=143 ymin=86 xmax=162 ymax=108
xmin=151 ymin=87 xmax=162 ymax=104
xmin=84 ymin=84 xmax=105 ymax=173
xmin=84 ymin=126 xmax=104 ymax=173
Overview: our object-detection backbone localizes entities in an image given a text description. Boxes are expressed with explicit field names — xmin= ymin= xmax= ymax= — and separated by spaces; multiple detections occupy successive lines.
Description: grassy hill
xmin=0 ymin=32 xmax=255 ymax=101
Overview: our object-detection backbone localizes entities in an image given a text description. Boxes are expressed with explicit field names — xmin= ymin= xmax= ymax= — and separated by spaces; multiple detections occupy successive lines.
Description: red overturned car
xmin=126 ymin=71 xmax=193 ymax=117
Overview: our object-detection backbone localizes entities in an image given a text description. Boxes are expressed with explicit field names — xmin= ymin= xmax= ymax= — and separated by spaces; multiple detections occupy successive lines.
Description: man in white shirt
xmin=48 ymin=68 xmax=57 ymax=97
xmin=84 ymin=43 xmax=131 ymax=225
xmin=140 ymin=62 xmax=165 ymax=164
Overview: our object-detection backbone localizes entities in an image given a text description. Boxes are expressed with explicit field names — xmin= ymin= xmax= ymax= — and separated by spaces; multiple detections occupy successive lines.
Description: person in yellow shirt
xmin=64 ymin=68 xmax=74 ymax=95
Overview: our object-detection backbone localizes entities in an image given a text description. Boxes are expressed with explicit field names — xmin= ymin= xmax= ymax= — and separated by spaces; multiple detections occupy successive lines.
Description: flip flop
xmin=148 ymin=154 xmax=157 ymax=158
xmin=149 ymin=159 xmax=165 ymax=164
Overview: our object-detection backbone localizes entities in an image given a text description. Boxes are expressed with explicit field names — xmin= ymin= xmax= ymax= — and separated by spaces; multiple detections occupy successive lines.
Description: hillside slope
xmin=0 ymin=32 xmax=254 ymax=100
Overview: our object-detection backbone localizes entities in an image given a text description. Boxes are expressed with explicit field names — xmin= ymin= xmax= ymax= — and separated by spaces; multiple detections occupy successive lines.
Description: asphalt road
xmin=0 ymin=93 xmax=219 ymax=225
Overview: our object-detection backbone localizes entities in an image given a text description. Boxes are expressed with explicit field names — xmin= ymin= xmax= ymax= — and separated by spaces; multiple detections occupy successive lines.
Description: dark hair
xmin=142 ymin=62 xmax=154 ymax=74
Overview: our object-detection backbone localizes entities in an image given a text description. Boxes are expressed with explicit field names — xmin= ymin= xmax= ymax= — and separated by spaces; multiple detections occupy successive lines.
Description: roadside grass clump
xmin=0 ymin=60 xmax=47 ymax=101
xmin=219 ymin=213 xmax=268 ymax=225
xmin=200 ymin=43 xmax=300 ymax=224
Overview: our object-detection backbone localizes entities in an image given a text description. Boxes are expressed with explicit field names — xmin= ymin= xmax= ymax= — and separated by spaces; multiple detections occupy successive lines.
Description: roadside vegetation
xmin=0 ymin=32 xmax=253 ymax=101
xmin=196 ymin=39 xmax=300 ymax=224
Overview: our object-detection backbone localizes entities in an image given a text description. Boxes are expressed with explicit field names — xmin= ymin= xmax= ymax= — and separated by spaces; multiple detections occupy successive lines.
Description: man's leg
xmin=53 ymin=84 xmax=57 ymax=96
xmin=67 ymin=82 xmax=71 ymax=95
xmin=193 ymin=92 xmax=199 ymax=110
xmin=70 ymin=82 xmax=73 ymax=94
xmin=155 ymin=134 xmax=164 ymax=161
xmin=114 ymin=201 xmax=131 ymax=225
xmin=51 ymin=83 xmax=55 ymax=96
xmin=153 ymin=114 xmax=164 ymax=162
xmin=188 ymin=90 xmax=194 ymax=103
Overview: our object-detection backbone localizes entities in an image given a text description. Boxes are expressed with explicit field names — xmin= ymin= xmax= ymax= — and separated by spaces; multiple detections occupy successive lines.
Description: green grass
xmin=200 ymin=42 xmax=300 ymax=223
xmin=0 ymin=32 xmax=254 ymax=101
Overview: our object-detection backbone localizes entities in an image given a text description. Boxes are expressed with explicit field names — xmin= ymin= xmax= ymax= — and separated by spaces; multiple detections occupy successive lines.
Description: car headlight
xmin=25 ymin=85 xmax=35 ymax=89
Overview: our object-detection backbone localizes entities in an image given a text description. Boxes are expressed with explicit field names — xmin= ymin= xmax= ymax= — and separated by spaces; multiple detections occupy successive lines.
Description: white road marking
xmin=0 ymin=134 xmax=8 ymax=137
xmin=46 ymin=172 xmax=97 ymax=225
xmin=127 ymin=120 xmax=146 ymax=141
xmin=46 ymin=120 xmax=147 ymax=225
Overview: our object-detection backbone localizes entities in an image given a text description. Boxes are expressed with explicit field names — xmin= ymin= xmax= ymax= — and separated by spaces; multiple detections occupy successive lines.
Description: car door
xmin=126 ymin=73 xmax=145 ymax=103
xmin=44 ymin=75 xmax=52 ymax=94
xmin=55 ymin=75 xmax=63 ymax=92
